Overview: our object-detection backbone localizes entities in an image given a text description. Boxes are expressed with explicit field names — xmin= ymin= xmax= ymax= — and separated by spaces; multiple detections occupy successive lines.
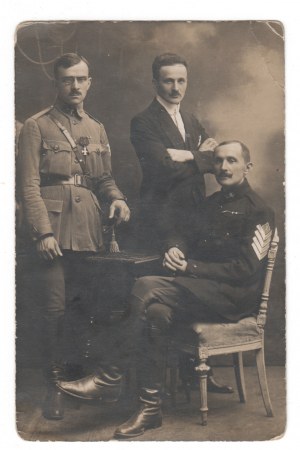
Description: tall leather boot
xmin=57 ymin=365 xmax=122 ymax=402
xmin=114 ymin=325 xmax=166 ymax=439
xmin=114 ymin=387 xmax=162 ymax=439
xmin=43 ymin=365 xmax=65 ymax=420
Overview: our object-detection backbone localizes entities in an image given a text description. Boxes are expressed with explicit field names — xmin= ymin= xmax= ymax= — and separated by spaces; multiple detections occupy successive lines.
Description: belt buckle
xmin=74 ymin=174 xmax=82 ymax=186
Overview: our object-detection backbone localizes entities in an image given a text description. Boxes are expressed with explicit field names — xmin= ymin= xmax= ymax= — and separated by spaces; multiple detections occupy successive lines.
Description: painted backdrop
xmin=15 ymin=21 xmax=285 ymax=364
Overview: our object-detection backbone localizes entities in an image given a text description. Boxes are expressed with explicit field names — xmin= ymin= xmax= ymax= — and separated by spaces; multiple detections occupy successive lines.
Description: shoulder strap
xmin=48 ymin=114 xmax=88 ymax=174
xmin=32 ymin=106 xmax=54 ymax=121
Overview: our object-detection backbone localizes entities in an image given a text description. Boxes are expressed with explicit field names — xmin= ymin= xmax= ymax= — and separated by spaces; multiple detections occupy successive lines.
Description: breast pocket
xmin=86 ymin=143 xmax=106 ymax=177
xmin=43 ymin=198 xmax=63 ymax=240
xmin=40 ymin=139 xmax=72 ymax=177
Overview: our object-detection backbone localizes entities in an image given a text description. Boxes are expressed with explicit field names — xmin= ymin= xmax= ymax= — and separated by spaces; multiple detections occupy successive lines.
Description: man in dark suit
xmin=130 ymin=52 xmax=217 ymax=250
xmin=58 ymin=141 xmax=274 ymax=438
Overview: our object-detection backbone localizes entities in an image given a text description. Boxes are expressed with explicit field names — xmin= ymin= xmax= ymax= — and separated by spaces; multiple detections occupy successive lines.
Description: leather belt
xmin=40 ymin=174 xmax=94 ymax=190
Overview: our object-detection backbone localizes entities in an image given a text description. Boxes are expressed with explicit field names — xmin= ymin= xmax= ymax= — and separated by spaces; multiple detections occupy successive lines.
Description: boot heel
xmin=43 ymin=387 xmax=64 ymax=420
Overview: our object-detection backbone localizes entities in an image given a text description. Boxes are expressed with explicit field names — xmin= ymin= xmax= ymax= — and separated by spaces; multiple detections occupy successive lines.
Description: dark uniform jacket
xmin=166 ymin=179 xmax=275 ymax=322
xmin=130 ymin=98 xmax=213 ymax=246
xmin=18 ymin=102 xmax=125 ymax=252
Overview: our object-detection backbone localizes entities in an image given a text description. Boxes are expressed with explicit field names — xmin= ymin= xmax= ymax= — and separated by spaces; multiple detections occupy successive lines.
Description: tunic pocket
xmin=85 ymin=143 xmax=105 ymax=177
xmin=43 ymin=198 xmax=63 ymax=241
xmin=40 ymin=139 xmax=72 ymax=177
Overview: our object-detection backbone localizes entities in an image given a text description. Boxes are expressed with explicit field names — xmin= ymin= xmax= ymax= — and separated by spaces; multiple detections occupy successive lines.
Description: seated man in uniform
xmin=58 ymin=140 xmax=275 ymax=439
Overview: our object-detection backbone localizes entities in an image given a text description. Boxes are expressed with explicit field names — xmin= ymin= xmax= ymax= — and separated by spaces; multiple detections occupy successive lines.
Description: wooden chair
xmin=169 ymin=228 xmax=279 ymax=425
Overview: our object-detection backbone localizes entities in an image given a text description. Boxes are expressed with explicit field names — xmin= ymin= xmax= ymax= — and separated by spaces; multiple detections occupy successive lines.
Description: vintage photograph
xmin=15 ymin=21 xmax=285 ymax=441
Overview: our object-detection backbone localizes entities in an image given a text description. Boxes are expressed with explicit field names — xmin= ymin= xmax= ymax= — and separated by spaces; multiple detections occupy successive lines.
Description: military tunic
xmin=166 ymin=179 xmax=275 ymax=321
xmin=17 ymin=102 xmax=127 ymax=366
xmin=18 ymin=102 xmax=125 ymax=252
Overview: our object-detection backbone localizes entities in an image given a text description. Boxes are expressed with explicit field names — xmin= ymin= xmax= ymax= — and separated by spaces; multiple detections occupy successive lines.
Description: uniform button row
xmin=75 ymin=196 xmax=81 ymax=203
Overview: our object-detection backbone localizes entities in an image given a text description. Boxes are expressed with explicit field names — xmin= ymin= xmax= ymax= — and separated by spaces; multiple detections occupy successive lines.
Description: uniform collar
xmin=220 ymin=178 xmax=250 ymax=200
xmin=54 ymin=100 xmax=85 ymax=119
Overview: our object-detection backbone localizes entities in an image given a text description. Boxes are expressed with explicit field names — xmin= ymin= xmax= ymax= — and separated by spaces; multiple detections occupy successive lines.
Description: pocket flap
xmin=42 ymin=139 xmax=72 ymax=152
xmin=43 ymin=198 xmax=63 ymax=213
xmin=88 ymin=143 xmax=107 ymax=154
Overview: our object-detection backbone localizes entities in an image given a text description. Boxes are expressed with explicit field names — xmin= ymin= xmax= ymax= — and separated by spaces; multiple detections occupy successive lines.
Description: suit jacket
xmin=130 ymin=98 xmax=213 ymax=247
xmin=18 ymin=103 xmax=125 ymax=252
xmin=165 ymin=179 xmax=275 ymax=322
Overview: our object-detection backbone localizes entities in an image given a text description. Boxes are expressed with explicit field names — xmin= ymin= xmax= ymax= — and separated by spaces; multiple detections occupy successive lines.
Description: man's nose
xmin=71 ymin=77 xmax=79 ymax=88
xmin=173 ymin=81 xmax=179 ymax=91
xmin=221 ymin=160 xmax=229 ymax=170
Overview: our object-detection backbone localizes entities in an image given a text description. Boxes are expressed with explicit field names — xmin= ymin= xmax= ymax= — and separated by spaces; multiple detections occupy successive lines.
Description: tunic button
xmin=75 ymin=196 xmax=81 ymax=203
xmin=193 ymin=264 xmax=197 ymax=268
xmin=73 ymin=120 xmax=78 ymax=125
xmin=53 ymin=144 xmax=59 ymax=150
xmin=74 ymin=159 xmax=79 ymax=164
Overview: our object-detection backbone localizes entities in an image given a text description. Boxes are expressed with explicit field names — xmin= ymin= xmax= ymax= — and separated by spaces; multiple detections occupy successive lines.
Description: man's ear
xmin=87 ymin=77 xmax=92 ymax=90
xmin=244 ymin=161 xmax=253 ymax=174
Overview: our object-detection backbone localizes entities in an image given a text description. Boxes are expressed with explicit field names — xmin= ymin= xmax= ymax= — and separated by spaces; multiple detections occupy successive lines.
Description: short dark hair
xmin=215 ymin=140 xmax=251 ymax=163
xmin=53 ymin=53 xmax=90 ymax=79
xmin=152 ymin=53 xmax=188 ymax=80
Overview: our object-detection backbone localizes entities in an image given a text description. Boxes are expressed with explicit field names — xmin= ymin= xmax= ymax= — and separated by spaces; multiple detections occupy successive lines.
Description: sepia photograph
xmin=14 ymin=20 xmax=285 ymax=442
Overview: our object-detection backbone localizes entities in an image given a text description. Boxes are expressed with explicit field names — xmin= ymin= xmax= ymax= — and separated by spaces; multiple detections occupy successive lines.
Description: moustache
xmin=218 ymin=171 xmax=232 ymax=177
xmin=70 ymin=91 xmax=81 ymax=96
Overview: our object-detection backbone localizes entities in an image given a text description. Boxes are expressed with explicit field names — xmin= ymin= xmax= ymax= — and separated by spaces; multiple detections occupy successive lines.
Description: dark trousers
xmin=36 ymin=252 xmax=96 ymax=370
xmin=100 ymin=276 xmax=222 ymax=388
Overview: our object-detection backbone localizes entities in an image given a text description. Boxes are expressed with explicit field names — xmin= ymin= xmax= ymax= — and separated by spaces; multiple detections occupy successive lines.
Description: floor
xmin=15 ymin=365 xmax=286 ymax=442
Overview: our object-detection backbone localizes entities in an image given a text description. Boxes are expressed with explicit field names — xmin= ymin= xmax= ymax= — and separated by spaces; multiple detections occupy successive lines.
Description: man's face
xmin=55 ymin=60 xmax=91 ymax=106
xmin=153 ymin=64 xmax=187 ymax=105
xmin=214 ymin=143 xmax=252 ymax=187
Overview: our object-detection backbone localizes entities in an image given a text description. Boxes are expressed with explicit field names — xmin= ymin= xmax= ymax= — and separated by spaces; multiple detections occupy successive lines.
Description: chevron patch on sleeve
xmin=251 ymin=222 xmax=272 ymax=260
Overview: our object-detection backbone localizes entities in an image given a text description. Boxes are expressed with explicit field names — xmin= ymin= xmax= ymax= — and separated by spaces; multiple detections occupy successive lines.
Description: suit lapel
xmin=181 ymin=110 xmax=195 ymax=150
xmin=150 ymin=99 xmax=186 ymax=149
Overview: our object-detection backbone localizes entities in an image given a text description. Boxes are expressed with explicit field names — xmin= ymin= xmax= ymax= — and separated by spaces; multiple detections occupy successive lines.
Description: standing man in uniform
xmin=131 ymin=52 xmax=230 ymax=393
xmin=58 ymin=140 xmax=274 ymax=438
xmin=130 ymin=52 xmax=217 ymax=250
xmin=17 ymin=53 xmax=130 ymax=420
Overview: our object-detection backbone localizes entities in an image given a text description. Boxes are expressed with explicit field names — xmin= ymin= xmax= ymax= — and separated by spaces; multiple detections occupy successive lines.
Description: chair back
xmin=256 ymin=228 xmax=279 ymax=329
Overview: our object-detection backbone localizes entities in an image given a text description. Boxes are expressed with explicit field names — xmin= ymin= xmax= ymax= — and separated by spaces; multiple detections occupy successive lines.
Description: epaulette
xmin=85 ymin=111 xmax=103 ymax=125
xmin=31 ymin=106 xmax=54 ymax=121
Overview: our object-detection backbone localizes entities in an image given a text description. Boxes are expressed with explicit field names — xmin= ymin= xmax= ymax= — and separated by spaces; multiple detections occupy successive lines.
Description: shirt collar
xmin=156 ymin=95 xmax=181 ymax=116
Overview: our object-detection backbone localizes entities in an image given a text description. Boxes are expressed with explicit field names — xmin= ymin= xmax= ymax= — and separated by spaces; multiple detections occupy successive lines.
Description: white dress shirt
xmin=156 ymin=95 xmax=186 ymax=141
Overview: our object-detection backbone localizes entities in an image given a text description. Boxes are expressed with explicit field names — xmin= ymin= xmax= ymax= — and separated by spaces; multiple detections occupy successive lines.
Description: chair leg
xmin=195 ymin=359 xmax=210 ymax=425
xmin=255 ymin=347 xmax=274 ymax=417
xmin=233 ymin=352 xmax=247 ymax=403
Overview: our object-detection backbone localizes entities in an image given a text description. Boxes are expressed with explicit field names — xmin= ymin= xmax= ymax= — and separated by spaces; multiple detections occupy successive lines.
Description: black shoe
xmin=64 ymin=363 xmax=85 ymax=381
xmin=207 ymin=375 xmax=234 ymax=394
xmin=57 ymin=366 xmax=122 ymax=402
xmin=114 ymin=388 xmax=162 ymax=439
